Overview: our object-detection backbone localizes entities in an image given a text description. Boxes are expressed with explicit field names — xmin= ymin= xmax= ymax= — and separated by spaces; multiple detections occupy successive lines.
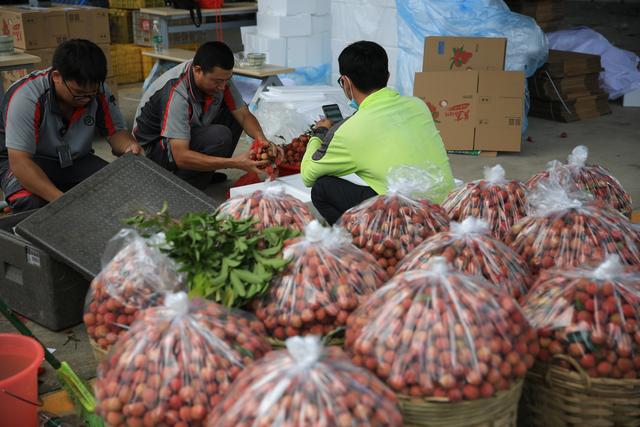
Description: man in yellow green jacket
xmin=301 ymin=41 xmax=455 ymax=224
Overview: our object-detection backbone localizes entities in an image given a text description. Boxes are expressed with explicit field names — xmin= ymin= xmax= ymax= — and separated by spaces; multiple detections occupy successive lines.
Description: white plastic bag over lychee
xmin=253 ymin=221 xmax=388 ymax=341
xmin=84 ymin=229 xmax=185 ymax=350
xmin=442 ymin=164 xmax=528 ymax=242
xmin=507 ymin=175 xmax=640 ymax=276
xmin=522 ymin=255 xmax=640 ymax=379
xmin=339 ymin=166 xmax=451 ymax=275
xmin=525 ymin=146 xmax=633 ymax=218
xmin=397 ymin=217 xmax=533 ymax=299
xmin=216 ymin=181 xmax=315 ymax=231
xmin=346 ymin=257 xmax=538 ymax=402
xmin=207 ymin=336 xmax=403 ymax=427
xmin=95 ymin=292 xmax=271 ymax=427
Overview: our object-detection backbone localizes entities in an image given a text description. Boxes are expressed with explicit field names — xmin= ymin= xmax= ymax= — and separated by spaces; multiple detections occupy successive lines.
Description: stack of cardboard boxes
xmin=506 ymin=0 xmax=565 ymax=33
xmin=0 ymin=5 xmax=116 ymax=92
xmin=413 ymin=37 xmax=525 ymax=154
xmin=529 ymin=50 xmax=611 ymax=122
xmin=242 ymin=0 xmax=330 ymax=68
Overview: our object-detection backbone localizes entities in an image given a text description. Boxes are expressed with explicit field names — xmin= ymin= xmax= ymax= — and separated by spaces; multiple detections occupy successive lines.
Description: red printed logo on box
xmin=450 ymin=46 xmax=473 ymax=70
xmin=444 ymin=103 xmax=471 ymax=122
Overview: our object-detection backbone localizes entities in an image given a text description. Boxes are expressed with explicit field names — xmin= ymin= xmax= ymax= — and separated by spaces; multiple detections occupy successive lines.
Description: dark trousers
xmin=311 ymin=175 xmax=377 ymax=225
xmin=146 ymin=105 xmax=243 ymax=190
xmin=0 ymin=154 xmax=108 ymax=213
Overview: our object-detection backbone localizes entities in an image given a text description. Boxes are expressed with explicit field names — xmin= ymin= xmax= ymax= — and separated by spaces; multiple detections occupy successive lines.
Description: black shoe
xmin=210 ymin=172 xmax=228 ymax=184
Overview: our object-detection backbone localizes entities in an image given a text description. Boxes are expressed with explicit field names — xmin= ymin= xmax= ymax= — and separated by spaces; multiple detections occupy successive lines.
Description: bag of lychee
xmin=249 ymin=138 xmax=281 ymax=179
xmin=206 ymin=335 xmax=403 ymax=427
xmin=95 ymin=292 xmax=271 ymax=427
xmin=253 ymin=221 xmax=388 ymax=342
xmin=396 ymin=217 xmax=532 ymax=299
xmin=217 ymin=182 xmax=315 ymax=232
xmin=442 ymin=165 xmax=528 ymax=242
xmin=506 ymin=176 xmax=640 ymax=277
xmin=522 ymin=255 xmax=640 ymax=379
xmin=345 ymin=257 xmax=538 ymax=402
xmin=339 ymin=166 xmax=451 ymax=276
xmin=84 ymin=229 xmax=185 ymax=351
xmin=525 ymin=145 xmax=633 ymax=218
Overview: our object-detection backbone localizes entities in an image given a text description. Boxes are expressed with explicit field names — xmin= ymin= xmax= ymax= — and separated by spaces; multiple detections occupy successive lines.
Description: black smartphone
xmin=322 ymin=104 xmax=344 ymax=123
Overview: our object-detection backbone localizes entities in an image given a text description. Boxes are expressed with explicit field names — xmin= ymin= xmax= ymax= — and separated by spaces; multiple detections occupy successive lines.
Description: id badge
xmin=57 ymin=143 xmax=73 ymax=168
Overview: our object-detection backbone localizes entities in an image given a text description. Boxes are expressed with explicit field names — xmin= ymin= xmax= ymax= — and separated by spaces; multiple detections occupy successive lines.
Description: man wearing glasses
xmin=133 ymin=41 xmax=274 ymax=189
xmin=0 ymin=39 xmax=141 ymax=213
xmin=301 ymin=41 xmax=455 ymax=224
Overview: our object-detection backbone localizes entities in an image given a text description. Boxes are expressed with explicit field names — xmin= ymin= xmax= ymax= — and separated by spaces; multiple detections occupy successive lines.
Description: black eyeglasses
xmin=62 ymin=79 xmax=99 ymax=101
xmin=337 ymin=76 xmax=344 ymax=88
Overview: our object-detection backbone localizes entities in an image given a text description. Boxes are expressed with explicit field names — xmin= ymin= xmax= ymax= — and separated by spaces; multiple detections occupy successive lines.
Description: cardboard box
xmin=0 ymin=6 xmax=68 ymax=50
xmin=58 ymin=6 xmax=109 ymax=45
xmin=530 ymin=93 xmax=611 ymax=122
xmin=543 ymin=50 xmax=602 ymax=78
xmin=257 ymin=12 xmax=311 ymax=38
xmin=414 ymin=70 xmax=524 ymax=152
xmin=529 ymin=73 xmax=602 ymax=101
xmin=108 ymin=0 xmax=164 ymax=10
xmin=18 ymin=43 xmax=112 ymax=76
xmin=0 ymin=66 xmax=31 ymax=91
xmin=423 ymin=37 xmax=506 ymax=72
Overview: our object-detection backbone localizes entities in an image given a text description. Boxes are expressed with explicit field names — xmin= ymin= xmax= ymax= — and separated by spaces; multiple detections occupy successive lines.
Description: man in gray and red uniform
xmin=134 ymin=41 xmax=275 ymax=189
xmin=0 ymin=39 xmax=142 ymax=213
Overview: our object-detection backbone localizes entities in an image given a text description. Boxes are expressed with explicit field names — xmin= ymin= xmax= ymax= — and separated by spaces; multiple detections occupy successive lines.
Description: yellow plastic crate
xmin=109 ymin=0 xmax=164 ymax=10
xmin=108 ymin=9 xmax=133 ymax=44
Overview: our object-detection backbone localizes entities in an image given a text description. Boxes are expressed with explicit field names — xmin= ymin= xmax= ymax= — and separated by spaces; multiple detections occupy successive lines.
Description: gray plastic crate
xmin=0 ymin=211 xmax=89 ymax=331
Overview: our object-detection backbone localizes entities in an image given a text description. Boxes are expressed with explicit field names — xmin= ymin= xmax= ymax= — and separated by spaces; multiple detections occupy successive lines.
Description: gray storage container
xmin=0 ymin=211 xmax=89 ymax=331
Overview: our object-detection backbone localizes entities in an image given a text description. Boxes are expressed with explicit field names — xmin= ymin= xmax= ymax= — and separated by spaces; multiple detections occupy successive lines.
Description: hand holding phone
xmin=322 ymin=104 xmax=343 ymax=123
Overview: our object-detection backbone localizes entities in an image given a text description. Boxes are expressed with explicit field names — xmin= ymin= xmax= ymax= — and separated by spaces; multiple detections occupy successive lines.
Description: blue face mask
xmin=348 ymin=97 xmax=359 ymax=110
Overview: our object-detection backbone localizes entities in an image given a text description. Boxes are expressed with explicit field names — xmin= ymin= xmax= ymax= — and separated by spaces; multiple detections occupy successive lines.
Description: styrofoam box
xmin=315 ymin=0 xmax=330 ymax=15
xmin=257 ymin=12 xmax=312 ymax=38
xmin=623 ymin=88 xmax=640 ymax=107
xmin=240 ymin=25 xmax=257 ymax=47
xmin=331 ymin=2 xmax=398 ymax=47
xmin=287 ymin=33 xmax=326 ymax=68
xmin=259 ymin=0 xmax=316 ymax=16
xmin=331 ymin=40 xmax=398 ymax=77
xmin=311 ymin=14 xmax=330 ymax=33
xmin=331 ymin=0 xmax=395 ymax=7
xmin=245 ymin=33 xmax=287 ymax=65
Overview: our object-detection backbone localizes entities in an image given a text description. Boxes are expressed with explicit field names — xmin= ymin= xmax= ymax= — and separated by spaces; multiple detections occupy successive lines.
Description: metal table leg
xmin=142 ymin=60 xmax=164 ymax=92
xmin=249 ymin=75 xmax=284 ymax=111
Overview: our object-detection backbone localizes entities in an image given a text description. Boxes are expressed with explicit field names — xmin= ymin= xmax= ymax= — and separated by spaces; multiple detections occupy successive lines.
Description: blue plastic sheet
xmin=280 ymin=63 xmax=331 ymax=86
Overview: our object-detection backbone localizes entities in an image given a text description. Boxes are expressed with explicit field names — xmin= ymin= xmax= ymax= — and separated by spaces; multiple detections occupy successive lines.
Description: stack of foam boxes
xmin=330 ymin=0 xmax=399 ymax=89
xmin=241 ymin=0 xmax=331 ymax=69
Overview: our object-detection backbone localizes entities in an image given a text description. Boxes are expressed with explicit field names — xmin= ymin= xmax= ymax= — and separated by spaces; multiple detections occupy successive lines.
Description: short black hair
xmin=193 ymin=41 xmax=234 ymax=72
xmin=52 ymin=39 xmax=107 ymax=86
xmin=338 ymin=41 xmax=389 ymax=92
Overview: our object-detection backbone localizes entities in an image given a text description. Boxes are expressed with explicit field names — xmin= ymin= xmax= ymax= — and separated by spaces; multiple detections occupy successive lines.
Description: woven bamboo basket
xmin=397 ymin=378 xmax=524 ymax=427
xmin=519 ymin=354 xmax=640 ymax=427
xmin=89 ymin=338 xmax=108 ymax=363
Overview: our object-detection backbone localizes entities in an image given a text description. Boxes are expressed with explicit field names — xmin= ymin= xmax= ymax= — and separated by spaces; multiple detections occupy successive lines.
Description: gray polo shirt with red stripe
xmin=133 ymin=60 xmax=245 ymax=147
xmin=0 ymin=68 xmax=125 ymax=160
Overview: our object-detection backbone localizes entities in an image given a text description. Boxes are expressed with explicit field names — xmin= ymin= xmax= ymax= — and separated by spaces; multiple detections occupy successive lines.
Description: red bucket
xmin=0 ymin=333 xmax=44 ymax=427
